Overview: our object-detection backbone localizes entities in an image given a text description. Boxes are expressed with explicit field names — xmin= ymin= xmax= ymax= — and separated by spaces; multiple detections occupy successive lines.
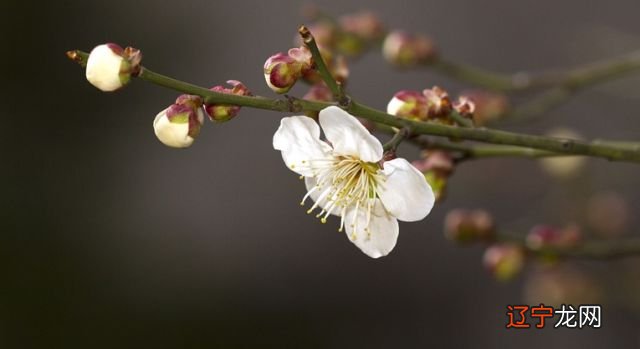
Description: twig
xmin=448 ymin=111 xmax=474 ymax=127
xmin=496 ymin=231 xmax=640 ymax=260
xmin=383 ymin=127 xmax=410 ymax=151
xmin=68 ymin=50 xmax=640 ymax=163
xmin=411 ymin=137 xmax=563 ymax=160
xmin=298 ymin=25 xmax=348 ymax=105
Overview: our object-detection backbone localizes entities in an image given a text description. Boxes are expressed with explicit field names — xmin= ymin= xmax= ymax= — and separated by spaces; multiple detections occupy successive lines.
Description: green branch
xmin=298 ymin=25 xmax=347 ymax=105
xmin=67 ymin=49 xmax=640 ymax=163
xmin=496 ymin=232 xmax=640 ymax=260
xmin=383 ymin=128 xmax=410 ymax=151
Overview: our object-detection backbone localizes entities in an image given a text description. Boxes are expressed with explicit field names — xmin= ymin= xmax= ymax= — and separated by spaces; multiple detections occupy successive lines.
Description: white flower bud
xmin=85 ymin=44 xmax=130 ymax=92
xmin=153 ymin=95 xmax=205 ymax=148
xmin=85 ymin=43 xmax=141 ymax=92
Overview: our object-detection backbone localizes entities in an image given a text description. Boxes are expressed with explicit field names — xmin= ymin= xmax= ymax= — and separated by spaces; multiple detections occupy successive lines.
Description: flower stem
xmin=67 ymin=50 xmax=640 ymax=163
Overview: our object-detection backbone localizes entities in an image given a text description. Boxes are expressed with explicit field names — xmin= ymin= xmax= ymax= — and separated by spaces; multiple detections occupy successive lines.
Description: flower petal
xmin=378 ymin=158 xmax=435 ymax=222
xmin=273 ymin=115 xmax=332 ymax=176
xmin=344 ymin=199 xmax=399 ymax=258
xmin=153 ymin=108 xmax=194 ymax=148
xmin=304 ymin=176 xmax=342 ymax=217
xmin=318 ymin=106 xmax=383 ymax=163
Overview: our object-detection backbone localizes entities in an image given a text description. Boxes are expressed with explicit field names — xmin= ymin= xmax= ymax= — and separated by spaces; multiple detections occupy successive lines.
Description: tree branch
xmin=67 ymin=50 xmax=640 ymax=163
xmin=496 ymin=231 xmax=640 ymax=260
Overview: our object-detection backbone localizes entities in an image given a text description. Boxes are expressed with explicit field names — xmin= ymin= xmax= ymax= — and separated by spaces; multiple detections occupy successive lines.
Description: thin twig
xmin=299 ymin=25 xmax=348 ymax=105
xmin=383 ymin=127 xmax=410 ymax=151
xmin=496 ymin=231 xmax=640 ymax=260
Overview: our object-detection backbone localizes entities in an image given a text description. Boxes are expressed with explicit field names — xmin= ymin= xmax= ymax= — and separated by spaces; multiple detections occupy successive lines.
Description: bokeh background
xmin=4 ymin=0 xmax=640 ymax=347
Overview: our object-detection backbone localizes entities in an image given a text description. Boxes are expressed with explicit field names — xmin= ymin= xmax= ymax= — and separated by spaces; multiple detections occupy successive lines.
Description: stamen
xmin=298 ymin=155 xmax=382 ymax=234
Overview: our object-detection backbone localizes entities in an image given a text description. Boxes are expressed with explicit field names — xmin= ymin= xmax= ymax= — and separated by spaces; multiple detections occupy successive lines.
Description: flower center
xmin=300 ymin=156 xmax=385 ymax=239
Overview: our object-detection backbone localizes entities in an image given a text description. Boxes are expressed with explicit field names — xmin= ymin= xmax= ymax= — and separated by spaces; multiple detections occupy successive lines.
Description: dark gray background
xmin=3 ymin=0 xmax=640 ymax=347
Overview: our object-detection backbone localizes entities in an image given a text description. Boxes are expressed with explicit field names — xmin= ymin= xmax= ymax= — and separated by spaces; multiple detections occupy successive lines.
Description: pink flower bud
xmin=526 ymin=224 xmax=582 ymax=251
xmin=339 ymin=11 xmax=385 ymax=41
xmin=153 ymin=95 xmax=204 ymax=148
xmin=387 ymin=90 xmax=428 ymax=120
xmin=303 ymin=83 xmax=333 ymax=102
xmin=453 ymin=96 xmax=476 ymax=116
xmin=444 ymin=209 xmax=495 ymax=243
xmin=382 ymin=31 xmax=436 ymax=67
xmin=483 ymin=243 xmax=525 ymax=281
xmin=422 ymin=86 xmax=452 ymax=118
xmin=263 ymin=53 xmax=303 ymax=94
xmin=204 ymin=80 xmax=252 ymax=122
xmin=460 ymin=90 xmax=509 ymax=125
xmin=85 ymin=43 xmax=142 ymax=92
xmin=412 ymin=150 xmax=455 ymax=202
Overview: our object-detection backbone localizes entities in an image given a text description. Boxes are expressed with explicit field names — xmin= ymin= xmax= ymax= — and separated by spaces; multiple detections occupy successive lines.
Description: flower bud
xmin=303 ymin=83 xmax=333 ymax=102
xmin=205 ymin=80 xmax=252 ymax=122
xmin=460 ymin=90 xmax=509 ymax=125
xmin=263 ymin=53 xmax=303 ymax=94
xmin=337 ymin=11 xmax=385 ymax=56
xmin=85 ymin=43 xmax=141 ymax=92
xmin=387 ymin=90 xmax=428 ymax=120
xmin=153 ymin=95 xmax=204 ymax=148
xmin=444 ymin=209 xmax=495 ymax=243
xmin=453 ymin=96 xmax=476 ymax=119
xmin=423 ymin=86 xmax=452 ymax=119
xmin=299 ymin=48 xmax=350 ymax=85
xmin=483 ymin=243 xmax=525 ymax=281
xmin=339 ymin=11 xmax=385 ymax=42
xmin=382 ymin=31 xmax=436 ymax=67
xmin=526 ymin=224 xmax=582 ymax=251
xmin=412 ymin=150 xmax=455 ymax=202
xmin=413 ymin=150 xmax=454 ymax=175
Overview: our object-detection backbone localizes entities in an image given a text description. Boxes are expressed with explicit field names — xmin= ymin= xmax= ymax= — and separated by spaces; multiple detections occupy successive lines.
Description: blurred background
xmin=3 ymin=0 xmax=640 ymax=347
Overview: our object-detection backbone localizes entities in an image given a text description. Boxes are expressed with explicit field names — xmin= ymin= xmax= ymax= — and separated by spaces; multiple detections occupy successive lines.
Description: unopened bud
xmin=413 ymin=150 xmax=454 ymax=175
xmin=382 ymin=31 xmax=436 ymax=67
xmin=263 ymin=53 xmax=303 ymax=94
xmin=153 ymin=95 xmax=204 ymax=148
xmin=387 ymin=90 xmax=428 ymax=121
xmin=460 ymin=90 xmax=509 ymax=125
xmin=444 ymin=209 xmax=495 ymax=243
xmin=299 ymin=48 xmax=349 ymax=85
xmin=205 ymin=80 xmax=252 ymax=122
xmin=85 ymin=43 xmax=141 ymax=92
xmin=413 ymin=150 xmax=455 ymax=202
xmin=337 ymin=11 xmax=385 ymax=55
xmin=483 ymin=243 xmax=525 ymax=281
xmin=453 ymin=96 xmax=476 ymax=119
xmin=303 ymin=83 xmax=333 ymax=102
xmin=526 ymin=224 xmax=582 ymax=251
xmin=339 ymin=11 xmax=385 ymax=41
xmin=423 ymin=86 xmax=452 ymax=119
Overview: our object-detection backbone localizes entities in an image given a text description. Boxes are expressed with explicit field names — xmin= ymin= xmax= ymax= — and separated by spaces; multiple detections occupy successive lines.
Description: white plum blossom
xmin=85 ymin=44 xmax=130 ymax=92
xmin=273 ymin=106 xmax=435 ymax=258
